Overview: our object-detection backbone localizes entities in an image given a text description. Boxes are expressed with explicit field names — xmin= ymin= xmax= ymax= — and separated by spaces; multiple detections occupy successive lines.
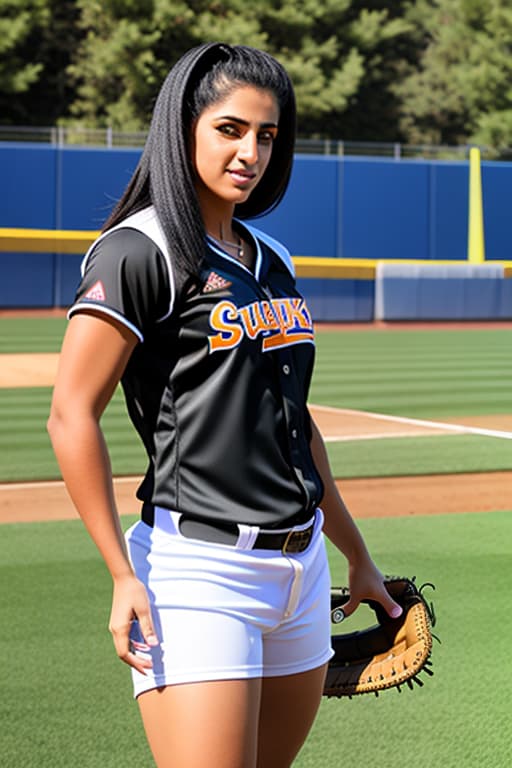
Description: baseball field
xmin=1 ymin=315 xmax=511 ymax=767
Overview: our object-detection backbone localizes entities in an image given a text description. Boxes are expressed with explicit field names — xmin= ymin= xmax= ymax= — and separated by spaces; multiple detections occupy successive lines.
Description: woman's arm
xmin=47 ymin=312 xmax=158 ymax=672
xmin=309 ymin=414 xmax=401 ymax=619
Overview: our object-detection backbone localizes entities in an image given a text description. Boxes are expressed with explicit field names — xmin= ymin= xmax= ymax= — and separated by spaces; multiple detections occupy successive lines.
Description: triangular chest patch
xmin=202 ymin=271 xmax=232 ymax=293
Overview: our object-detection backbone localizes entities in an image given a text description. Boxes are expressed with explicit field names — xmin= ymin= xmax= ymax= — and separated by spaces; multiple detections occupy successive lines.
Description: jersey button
xmin=291 ymin=429 xmax=298 ymax=438
xmin=282 ymin=364 xmax=290 ymax=375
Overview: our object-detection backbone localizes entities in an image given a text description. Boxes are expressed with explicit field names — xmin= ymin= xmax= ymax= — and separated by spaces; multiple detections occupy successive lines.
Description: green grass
xmin=0 ymin=387 xmax=146 ymax=481
xmin=312 ymin=328 xmax=512 ymax=416
xmin=2 ymin=320 xmax=511 ymax=766
xmin=0 ymin=317 xmax=67 ymax=352
xmin=2 ymin=320 xmax=511 ymax=418
xmin=1 ymin=518 xmax=150 ymax=768
xmin=2 ymin=511 xmax=511 ymax=767
xmin=1 ymin=388 xmax=510 ymax=481
xmin=1 ymin=321 xmax=511 ymax=482
xmin=327 ymin=433 xmax=512 ymax=477
xmin=302 ymin=511 xmax=512 ymax=768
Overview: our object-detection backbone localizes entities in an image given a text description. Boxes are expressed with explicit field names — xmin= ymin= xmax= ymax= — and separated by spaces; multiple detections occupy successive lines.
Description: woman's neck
xmin=203 ymin=216 xmax=237 ymax=243
xmin=198 ymin=193 xmax=236 ymax=242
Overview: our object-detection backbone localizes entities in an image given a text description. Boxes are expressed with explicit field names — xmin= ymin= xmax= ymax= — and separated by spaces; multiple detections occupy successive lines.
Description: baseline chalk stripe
xmin=0 ymin=475 xmax=142 ymax=492
xmin=310 ymin=404 xmax=512 ymax=441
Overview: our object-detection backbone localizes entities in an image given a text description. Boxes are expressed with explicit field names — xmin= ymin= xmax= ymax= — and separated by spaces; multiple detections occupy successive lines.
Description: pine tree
xmin=0 ymin=0 xmax=49 ymax=123
xmin=396 ymin=0 xmax=512 ymax=150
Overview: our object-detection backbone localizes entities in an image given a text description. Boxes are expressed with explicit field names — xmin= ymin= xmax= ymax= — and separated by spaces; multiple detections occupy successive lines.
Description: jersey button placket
xmin=282 ymin=365 xmax=298 ymax=439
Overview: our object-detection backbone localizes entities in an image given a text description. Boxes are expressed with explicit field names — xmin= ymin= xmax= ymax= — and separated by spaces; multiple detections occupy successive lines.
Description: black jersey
xmin=69 ymin=206 xmax=323 ymax=528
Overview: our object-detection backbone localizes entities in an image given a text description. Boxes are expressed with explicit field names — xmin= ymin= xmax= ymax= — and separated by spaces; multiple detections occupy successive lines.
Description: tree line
xmin=1 ymin=0 xmax=512 ymax=149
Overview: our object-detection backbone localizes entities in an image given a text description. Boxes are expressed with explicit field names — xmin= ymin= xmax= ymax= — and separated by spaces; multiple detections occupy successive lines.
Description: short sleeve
xmin=68 ymin=228 xmax=173 ymax=341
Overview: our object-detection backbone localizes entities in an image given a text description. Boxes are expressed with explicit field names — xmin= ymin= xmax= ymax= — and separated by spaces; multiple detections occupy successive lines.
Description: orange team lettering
xmin=208 ymin=298 xmax=314 ymax=352
xmin=273 ymin=298 xmax=312 ymax=331
xmin=261 ymin=298 xmax=314 ymax=349
xmin=238 ymin=301 xmax=280 ymax=338
xmin=208 ymin=301 xmax=244 ymax=351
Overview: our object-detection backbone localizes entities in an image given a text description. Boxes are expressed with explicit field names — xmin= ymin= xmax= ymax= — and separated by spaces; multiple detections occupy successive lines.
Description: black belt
xmin=178 ymin=515 xmax=315 ymax=554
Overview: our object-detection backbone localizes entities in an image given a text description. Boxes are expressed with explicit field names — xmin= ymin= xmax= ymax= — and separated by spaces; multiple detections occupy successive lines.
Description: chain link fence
xmin=1 ymin=125 xmax=512 ymax=160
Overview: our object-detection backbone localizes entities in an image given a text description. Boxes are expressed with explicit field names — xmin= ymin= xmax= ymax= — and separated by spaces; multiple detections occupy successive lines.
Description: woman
xmin=48 ymin=43 xmax=400 ymax=768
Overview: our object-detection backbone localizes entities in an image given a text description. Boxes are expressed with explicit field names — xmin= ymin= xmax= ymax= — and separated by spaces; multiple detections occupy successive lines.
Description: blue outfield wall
xmin=0 ymin=143 xmax=141 ymax=230
xmin=296 ymin=277 xmax=374 ymax=322
xmin=255 ymin=153 xmax=512 ymax=262
xmin=1 ymin=144 xmax=58 ymax=229
xmin=1 ymin=143 xmax=512 ymax=317
xmin=3 ymin=142 xmax=512 ymax=259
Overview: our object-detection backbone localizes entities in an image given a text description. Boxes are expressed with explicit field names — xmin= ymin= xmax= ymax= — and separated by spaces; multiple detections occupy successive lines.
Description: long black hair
xmin=103 ymin=43 xmax=296 ymax=278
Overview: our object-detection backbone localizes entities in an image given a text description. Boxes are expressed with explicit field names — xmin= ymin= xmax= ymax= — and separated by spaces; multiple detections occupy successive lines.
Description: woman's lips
xmin=228 ymin=169 xmax=256 ymax=185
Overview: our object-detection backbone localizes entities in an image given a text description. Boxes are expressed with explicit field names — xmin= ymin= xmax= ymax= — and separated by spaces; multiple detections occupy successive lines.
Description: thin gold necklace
xmin=210 ymin=225 xmax=244 ymax=261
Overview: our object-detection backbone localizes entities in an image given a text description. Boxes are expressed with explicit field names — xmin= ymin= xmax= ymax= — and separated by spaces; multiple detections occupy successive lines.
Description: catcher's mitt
xmin=324 ymin=577 xmax=437 ymax=698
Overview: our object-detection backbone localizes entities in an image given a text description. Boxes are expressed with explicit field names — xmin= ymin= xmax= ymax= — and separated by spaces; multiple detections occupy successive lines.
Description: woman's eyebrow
xmin=214 ymin=115 xmax=278 ymax=128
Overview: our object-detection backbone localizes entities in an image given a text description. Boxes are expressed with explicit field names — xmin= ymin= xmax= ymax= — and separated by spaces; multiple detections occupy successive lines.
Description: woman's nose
xmin=238 ymin=131 xmax=258 ymax=164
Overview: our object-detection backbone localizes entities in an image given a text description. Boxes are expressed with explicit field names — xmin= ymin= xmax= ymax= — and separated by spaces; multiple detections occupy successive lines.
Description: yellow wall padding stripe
xmin=293 ymin=257 xmax=376 ymax=279
xmin=0 ymin=228 xmax=99 ymax=254
xmin=2 ymin=229 xmax=512 ymax=279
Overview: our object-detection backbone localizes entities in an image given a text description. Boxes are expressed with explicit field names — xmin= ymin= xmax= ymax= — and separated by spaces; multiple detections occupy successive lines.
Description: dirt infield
xmin=0 ymin=353 xmax=60 ymax=387
xmin=1 ymin=350 xmax=511 ymax=523
xmin=1 ymin=470 xmax=511 ymax=524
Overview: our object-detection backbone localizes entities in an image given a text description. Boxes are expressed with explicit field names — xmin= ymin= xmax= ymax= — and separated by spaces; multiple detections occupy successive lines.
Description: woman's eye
xmin=216 ymin=124 xmax=239 ymax=137
xmin=258 ymin=131 xmax=275 ymax=144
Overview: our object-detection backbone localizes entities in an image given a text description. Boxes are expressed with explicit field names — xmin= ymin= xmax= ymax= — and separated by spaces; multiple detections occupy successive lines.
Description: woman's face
xmin=192 ymin=85 xmax=279 ymax=213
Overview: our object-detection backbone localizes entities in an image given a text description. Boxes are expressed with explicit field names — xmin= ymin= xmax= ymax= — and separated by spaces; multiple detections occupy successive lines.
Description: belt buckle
xmin=282 ymin=526 xmax=313 ymax=554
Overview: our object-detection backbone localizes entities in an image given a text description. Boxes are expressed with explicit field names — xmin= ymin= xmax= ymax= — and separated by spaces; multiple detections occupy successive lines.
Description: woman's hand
xmin=341 ymin=556 xmax=403 ymax=620
xmin=109 ymin=574 xmax=159 ymax=675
